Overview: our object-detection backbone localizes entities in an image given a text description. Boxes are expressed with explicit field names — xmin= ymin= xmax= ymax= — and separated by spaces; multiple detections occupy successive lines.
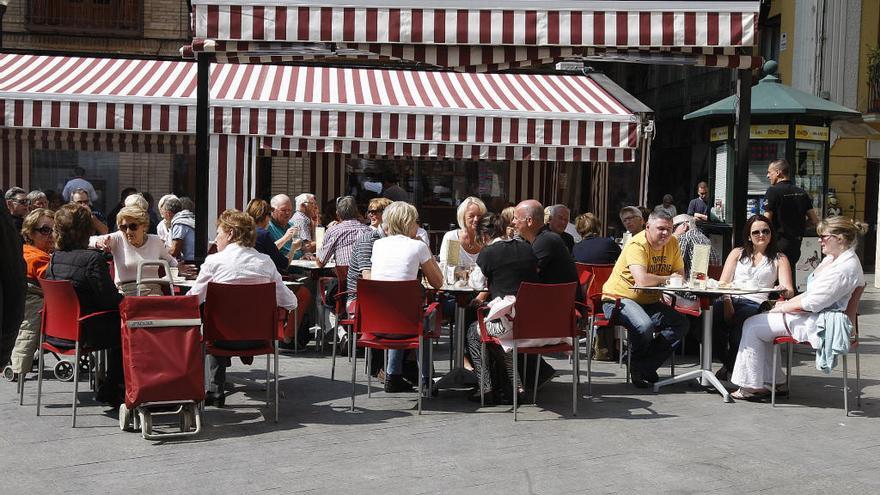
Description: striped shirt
xmin=346 ymin=228 xmax=384 ymax=306
xmin=317 ymin=219 xmax=370 ymax=266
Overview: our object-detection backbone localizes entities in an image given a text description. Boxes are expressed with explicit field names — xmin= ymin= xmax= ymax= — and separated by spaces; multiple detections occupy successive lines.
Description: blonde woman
xmin=439 ymin=196 xmax=487 ymax=269
xmin=730 ymin=217 xmax=865 ymax=401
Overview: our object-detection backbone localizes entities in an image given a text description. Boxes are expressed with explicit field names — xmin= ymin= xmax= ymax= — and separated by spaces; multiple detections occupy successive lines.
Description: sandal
xmin=730 ymin=388 xmax=771 ymax=402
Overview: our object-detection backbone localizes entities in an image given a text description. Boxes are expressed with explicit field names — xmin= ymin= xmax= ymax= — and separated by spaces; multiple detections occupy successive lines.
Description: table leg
xmin=653 ymin=300 xmax=732 ymax=403
xmin=433 ymin=300 xmax=476 ymax=389
xmin=454 ymin=304 xmax=466 ymax=370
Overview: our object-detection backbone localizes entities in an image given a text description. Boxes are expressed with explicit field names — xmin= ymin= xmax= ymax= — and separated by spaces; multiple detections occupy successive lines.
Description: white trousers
xmin=730 ymin=313 xmax=790 ymax=389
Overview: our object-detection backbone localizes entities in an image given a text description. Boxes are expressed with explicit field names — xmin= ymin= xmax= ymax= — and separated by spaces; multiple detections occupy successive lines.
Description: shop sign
xmin=709 ymin=126 xmax=728 ymax=142
xmin=750 ymin=125 xmax=789 ymax=139
xmin=795 ymin=124 xmax=829 ymax=141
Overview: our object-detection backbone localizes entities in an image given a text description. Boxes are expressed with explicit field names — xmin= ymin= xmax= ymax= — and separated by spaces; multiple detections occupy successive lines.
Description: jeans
xmin=712 ymin=297 xmax=762 ymax=371
xmin=386 ymin=344 xmax=431 ymax=383
xmin=604 ymin=299 xmax=688 ymax=373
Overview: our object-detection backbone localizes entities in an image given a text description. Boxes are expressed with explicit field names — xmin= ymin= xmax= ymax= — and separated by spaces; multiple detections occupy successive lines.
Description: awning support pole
xmin=195 ymin=54 xmax=210 ymax=264
xmin=732 ymin=68 xmax=752 ymax=248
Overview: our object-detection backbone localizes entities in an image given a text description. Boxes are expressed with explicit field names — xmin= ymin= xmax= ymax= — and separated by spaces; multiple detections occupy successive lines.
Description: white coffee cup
xmin=667 ymin=275 xmax=684 ymax=288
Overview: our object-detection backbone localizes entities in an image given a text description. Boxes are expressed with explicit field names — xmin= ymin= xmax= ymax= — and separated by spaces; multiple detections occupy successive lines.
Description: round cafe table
xmin=632 ymin=285 xmax=776 ymax=403
xmin=430 ymin=284 xmax=487 ymax=389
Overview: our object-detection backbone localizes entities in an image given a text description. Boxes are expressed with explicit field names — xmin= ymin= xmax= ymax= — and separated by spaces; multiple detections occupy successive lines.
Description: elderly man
xmin=268 ymin=194 xmax=300 ymax=257
xmin=70 ymin=188 xmax=109 ymax=235
xmin=164 ymin=196 xmax=195 ymax=261
xmin=5 ymin=187 xmax=28 ymax=232
xmin=672 ymin=214 xmax=721 ymax=276
xmin=602 ymin=210 xmax=688 ymax=387
xmin=316 ymin=196 xmax=369 ymax=268
xmin=618 ymin=205 xmax=645 ymax=246
xmin=27 ymin=190 xmax=48 ymax=211
xmin=293 ymin=193 xmax=318 ymax=254
xmin=545 ymin=204 xmax=577 ymax=252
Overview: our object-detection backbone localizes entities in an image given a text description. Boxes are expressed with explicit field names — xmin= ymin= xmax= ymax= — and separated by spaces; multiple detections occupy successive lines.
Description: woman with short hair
xmin=573 ymin=212 xmax=621 ymax=265
xmin=730 ymin=216 xmax=865 ymax=401
xmin=94 ymin=205 xmax=177 ymax=296
xmin=9 ymin=209 xmax=54 ymax=378
xmin=439 ymin=196 xmax=487 ymax=270
xmin=367 ymin=201 xmax=443 ymax=393
xmin=44 ymin=204 xmax=124 ymax=406
xmin=156 ymin=194 xmax=179 ymax=248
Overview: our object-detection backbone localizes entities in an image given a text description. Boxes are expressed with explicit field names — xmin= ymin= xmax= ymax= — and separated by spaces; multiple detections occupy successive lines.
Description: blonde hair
xmin=217 ymin=209 xmax=257 ymax=248
xmin=456 ymin=196 xmax=487 ymax=230
xmin=246 ymin=198 xmax=272 ymax=224
xmin=368 ymin=197 xmax=392 ymax=212
xmin=575 ymin=212 xmax=602 ymax=238
xmin=21 ymin=208 xmax=54 ymax=245
xmin=382 ymin=201 xmax=418 ymax=236
xmin=116 ymin=205 xmax=149 ymax=229
xmin=123 ymin=193 xmax=149 ymax=211
xmin=817 ymin=216 xmax=867 ymax=249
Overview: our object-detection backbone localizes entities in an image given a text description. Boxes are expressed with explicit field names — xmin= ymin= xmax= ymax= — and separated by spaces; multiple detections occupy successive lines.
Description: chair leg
xmin=274 ymin=345 xmax=280 ymax=423
xmin=350 ymin=342 xmax=358 ymax=412
xmin=366 ymin=349 xmax=372 ymax=398
xmin=19 ymin=371 xmax=26 ymax=406
xmin=787 ymin=343 xmax=793 ymax=394
xmin=626 ymin=333 xmax=632 ymax=385
xmin=856 ymin=345 xmax=861 ymax=407
xmin=265 ymin=354 xmax=271 ymax=405
xmin=512 ymin=345 xmax=518 ymax=422
xmin=572 ymin=340 xmax=579 ymax=417
xmin=771 ymin=344 xmax=778 ymax=407
xmin=72 ymin=344 xmax=80 ymax=428
xmin=618 ymin=326 xmax=624 ymax=368
xmin=670 ymin=346 xmax=675 ymax=378
xmin=532 ymin=354 xmax=541 ymax=404
xmin=842 ymin=354 xmax=849 ymax=417
xmin=331 ymin=319 xmax=339 ymax=381
xmin=586 ymin=318 xmax=593 ymax=397
xmin=479 ymin=342 xmax=486 ymax=407
xmin=36 ymin=334 xmax=44 ymax=416
xmin=417 ymin=343 xmax=424 ymax=415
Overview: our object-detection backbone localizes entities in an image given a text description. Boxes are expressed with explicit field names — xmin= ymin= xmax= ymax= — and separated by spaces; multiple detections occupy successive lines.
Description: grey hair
xmin=549 ymin=204 xmax=569 ymax=217
xmin=6 ymin=186 xmax=26 ymax=200
xmin=270 ymin=194 xmax=291 ymax=209
xmin=179 ymin=197 xmax=195 ymax=212
xmin=335 ymin=196 xmax=359 ymax=221
xmin=163 ymin=197 xmax=183 ymax=215
xmin=158 ymin=194 xmax=179 ymax=211
xmin=295 ymin=193 xmax=315 ymax=210
xmin=27 ymin=190 xmax=47 ymax=203
xmin=648 ymin=210 xmax=673 ymax=223
xmin=123 ymin=193 xmax=149 ymax=210
xmin=70 ymin=188 xmax=89 ymax=200
xmin=619 ymin=205 xmax=642 ymax=220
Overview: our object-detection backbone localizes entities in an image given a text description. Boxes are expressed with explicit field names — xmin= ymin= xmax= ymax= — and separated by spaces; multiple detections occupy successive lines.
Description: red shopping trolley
xmin=118 ymin=295 xmax=204 ymax=440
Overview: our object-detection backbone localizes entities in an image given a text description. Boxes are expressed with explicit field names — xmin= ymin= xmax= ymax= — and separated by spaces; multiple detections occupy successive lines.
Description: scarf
xmin=171 ymin=210 xmax=196 ymax=229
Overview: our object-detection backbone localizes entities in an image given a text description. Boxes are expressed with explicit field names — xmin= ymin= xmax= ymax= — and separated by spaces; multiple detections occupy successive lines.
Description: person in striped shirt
xmin=316 ymin=196 xmax=370 ymax=268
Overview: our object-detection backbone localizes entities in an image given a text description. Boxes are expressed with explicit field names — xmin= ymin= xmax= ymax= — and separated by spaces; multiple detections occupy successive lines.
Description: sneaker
xmin=384 ymin=374 xmax=414 ymax=393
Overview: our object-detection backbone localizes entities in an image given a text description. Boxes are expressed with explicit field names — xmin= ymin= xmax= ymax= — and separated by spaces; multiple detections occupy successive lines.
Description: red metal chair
xmin=506 ymin=282 xmax=580 ymax=421
xmin=202 ymin=282 xmax=286 ymax=422
xmin=771 ymin=284 xmax=865 ymax=415
xmin=323 ymin=265 xmax=355 ymax=380
xmin=350 ymin=279 xmax=440 ymax=415
xmin=35 ymin=279 xmax=120 ymax=427
xmin=575 ymin=263 xmax=620 ymax=388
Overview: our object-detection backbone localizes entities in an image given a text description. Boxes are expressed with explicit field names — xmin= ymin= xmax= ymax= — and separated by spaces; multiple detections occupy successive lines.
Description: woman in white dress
xmin=713 ymin=215 xmax=794 ymax=380
xmin=730 ymin=216 xmax=865 ymax=400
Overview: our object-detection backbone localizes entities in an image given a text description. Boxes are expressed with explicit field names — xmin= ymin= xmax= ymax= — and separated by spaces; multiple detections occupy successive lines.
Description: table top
xmin=174 ymin=279 xmax=302 ymax=289
xmin=632 ymin=285 xmax=777 ymax=296
xmin=288 ymin=259 xmax=336 ymax=270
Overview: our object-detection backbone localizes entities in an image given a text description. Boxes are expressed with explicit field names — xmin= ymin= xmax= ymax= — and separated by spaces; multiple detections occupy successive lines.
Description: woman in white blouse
xmin=94 ymin=205 xmax=177 ymax=296
xmin=730 ymin=216 xmax=865 ymax=401
xmin=439 ymin=196 xmax=487 ymax=271
xmin=712 ymin=215 xmax=794 ymax=380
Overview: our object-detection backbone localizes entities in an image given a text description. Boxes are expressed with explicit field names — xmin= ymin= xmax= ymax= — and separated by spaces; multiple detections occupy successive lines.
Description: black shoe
xmin=643 ymin=369 xmax=660 ymax=384
xmin=384 ymin=374 xmax=414 ymax=393
xmin=630 ymin=369 xmax=654 ymax=389
xmin=204 ymin=391 xmax=225 ymax=407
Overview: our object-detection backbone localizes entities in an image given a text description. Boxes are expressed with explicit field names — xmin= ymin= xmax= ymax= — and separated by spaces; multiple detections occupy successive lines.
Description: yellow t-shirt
xmin=602 ymin=230 xmax=684 ymax=305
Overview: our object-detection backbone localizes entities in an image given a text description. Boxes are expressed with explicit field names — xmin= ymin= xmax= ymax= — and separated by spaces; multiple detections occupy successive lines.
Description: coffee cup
xmin=667 ymin=275 xmax=683 ymax=288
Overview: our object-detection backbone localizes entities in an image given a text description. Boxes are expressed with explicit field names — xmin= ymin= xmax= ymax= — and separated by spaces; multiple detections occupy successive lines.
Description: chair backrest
xmin=581 ymin=263 xmax=615 ymax=306
xmin=574 ymin=263 xmax=595 ymax=302
xmin=356 ymin=279 xmax=423 ymax=337
xmin=334 ymin=265 xmax=349 ymax=292
xmin=39 ymin=279 xmax=83 ymax=341
xmin=846 ymin=284 xmax=866 ymax=337
xmin=707 ymin=265 xmax=723 ymax=280
xmin=513 ymin=282 xmax=578 ymax=340
xmin=203 ymin=282 xmax=277 ymax=342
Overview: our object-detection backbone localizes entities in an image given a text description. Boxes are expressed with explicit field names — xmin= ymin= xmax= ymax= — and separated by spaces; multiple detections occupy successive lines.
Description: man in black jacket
xmin=1 ymin=204 xmax=26 ymax=366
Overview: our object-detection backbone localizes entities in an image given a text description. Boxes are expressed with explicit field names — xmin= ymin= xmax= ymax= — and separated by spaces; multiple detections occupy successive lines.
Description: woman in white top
xmin=367 ymin=201 xmax=443 ymax=393
xmin=93 ymin=205 xmax=177 ymax=296
xmin=156 ymin=193 xmax=179 ymax=248
xmin=712 ymin=215 xmax=794 ymax=379
xmin=439 ymin=196 xmax=487 ymax=270
xmin=730 ymin=216 xmax=865 ymax=401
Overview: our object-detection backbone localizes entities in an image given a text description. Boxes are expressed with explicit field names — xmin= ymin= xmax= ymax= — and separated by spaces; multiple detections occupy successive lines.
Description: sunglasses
xmin=118 ymin=223 xmax=141 ymax=232
xmin=35 ymin=226 xmax=53 ymax=236
xmin=367 ymin=209 xmax=382 ymax=215
xmin=819 ymin=233 xmax=837 ymax=241
xmin=750 ymin=229 xmax=771 ymax=236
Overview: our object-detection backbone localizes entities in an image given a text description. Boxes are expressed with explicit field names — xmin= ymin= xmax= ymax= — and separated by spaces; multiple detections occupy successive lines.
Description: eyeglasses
xmin=73 ymin=199 xmax=90 ymax=205
xmin=118 ymin=223 xmax=141 ymax=232
xmin=750 ymin=229 xmax=771 ymax=236
xmin=35 ymin=226 xmax=53 ymax=236
xmin=367 ymin=209 xmax=382 ymax=215
xmin=11 ymin=198 xmax=28 ymax=205
xmin=819 ymin=233 xmax=837 ymax=241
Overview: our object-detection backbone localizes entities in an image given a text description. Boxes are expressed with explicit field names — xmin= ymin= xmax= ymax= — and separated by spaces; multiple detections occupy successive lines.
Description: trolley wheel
xmin=119 ymin=403 xmax=133 ymax=432
xmin=139 ymin=411 xmax=153 ymax=439
xmin=3 ymin=365 xmax=16 ymax=382
xmin=54 ymin=361 xmax=74 ymax=382
xmin=79 ymin=355 xmax=91 ymax=375
xmin=179 ymin=405 xmax=194 ymax=433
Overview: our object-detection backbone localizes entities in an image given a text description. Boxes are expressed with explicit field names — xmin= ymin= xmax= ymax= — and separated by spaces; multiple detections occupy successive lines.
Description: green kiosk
xmin=684 ymin=61 xmax=859 ymax=289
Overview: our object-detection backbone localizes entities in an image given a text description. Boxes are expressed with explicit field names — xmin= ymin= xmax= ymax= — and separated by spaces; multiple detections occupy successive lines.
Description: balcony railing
xmin=27 ymin=0 xmax=143 ymax=37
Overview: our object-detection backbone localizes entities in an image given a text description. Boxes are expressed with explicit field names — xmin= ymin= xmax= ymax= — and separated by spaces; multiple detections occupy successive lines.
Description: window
xmin=27 ymin=0 xmax=143 ymax=37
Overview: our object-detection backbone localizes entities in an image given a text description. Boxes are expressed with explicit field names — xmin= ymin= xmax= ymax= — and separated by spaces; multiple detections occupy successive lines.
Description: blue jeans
xmin=712 ymin=297 xmax=762 ymax=371
xmin=604 ymin=299 xmax=688 ymax=373
xmin=387 ymin=344 xmax=431 ymax=383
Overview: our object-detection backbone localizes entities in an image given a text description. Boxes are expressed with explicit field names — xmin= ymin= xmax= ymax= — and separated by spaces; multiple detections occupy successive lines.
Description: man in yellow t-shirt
xmin=602 ymin=210 xmax=688 ymax=387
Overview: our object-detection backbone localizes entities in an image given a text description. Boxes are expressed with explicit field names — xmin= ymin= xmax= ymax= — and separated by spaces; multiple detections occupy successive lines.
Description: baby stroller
xmin=118 ymin=280 xmax=204 ymax=439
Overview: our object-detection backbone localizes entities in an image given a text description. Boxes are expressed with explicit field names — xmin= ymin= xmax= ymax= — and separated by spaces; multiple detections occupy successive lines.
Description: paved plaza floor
xmin=2 ymin=276 xmax=879 ymax=494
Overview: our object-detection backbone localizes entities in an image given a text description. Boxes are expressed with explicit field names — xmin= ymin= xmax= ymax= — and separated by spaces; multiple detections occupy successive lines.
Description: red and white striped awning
xmin=211 ymin=64 xmax=642 ymax=161
xmin=0 ymin=54 xmax=197 ymax=133
xmin=189 ymin=1 xmax=761 ymax=69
